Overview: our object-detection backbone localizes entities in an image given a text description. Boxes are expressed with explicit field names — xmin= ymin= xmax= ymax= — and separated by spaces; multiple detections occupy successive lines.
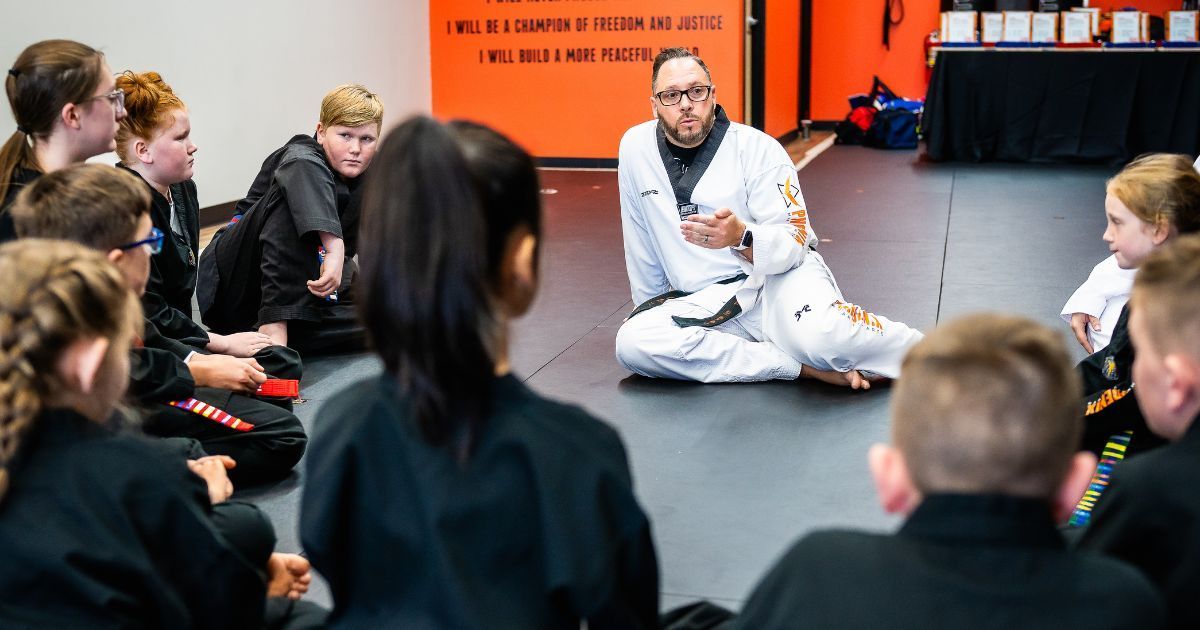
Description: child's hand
xmin=266 ymin=553 xmax=312 ymax=600
xmin=1070 ymin=312 xmax=1101 ymax=354
xmin=207 ymin=331 xmax=273 ymax=358
xmin=187 ymin=354 xmax=267 ymax=394
xmin=307 ymin=254 xmax=343 ymax=298
xmin=308 ymin=233 xmax=346 ymax=298
xmin=187 ymin=455 xmax=236 ymax=504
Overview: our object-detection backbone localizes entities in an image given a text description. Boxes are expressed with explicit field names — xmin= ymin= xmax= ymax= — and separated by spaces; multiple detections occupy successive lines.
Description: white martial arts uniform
xmin=615 ymin=110 xmax=923 ymax=383
xmin=1060 ymin=254 xmax=1135 ymax=352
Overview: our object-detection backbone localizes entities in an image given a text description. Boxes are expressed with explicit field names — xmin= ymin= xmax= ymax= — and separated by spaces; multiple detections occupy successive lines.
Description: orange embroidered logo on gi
xmin=787 ymin=207 xmax=809 ymax=244
xmin=833 ymin=301 xmax=885 ymax=335
xmin=1085 ymin=385 xmax=1132 ymax=416
xmin=778 ymin=176 xmax=809 ymax=244
xmin=778 ymin=176 xmax=801 ymax=208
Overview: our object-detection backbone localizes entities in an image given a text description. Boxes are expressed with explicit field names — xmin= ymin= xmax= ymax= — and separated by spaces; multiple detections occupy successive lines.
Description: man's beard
xmin=659 ymin=106 xmax=716 ymax=148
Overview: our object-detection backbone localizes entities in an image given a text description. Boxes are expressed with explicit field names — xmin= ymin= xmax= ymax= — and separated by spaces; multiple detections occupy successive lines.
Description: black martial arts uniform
xmin=301 ymin=373 xmax=660 ymax=629
xmin=1078 ymin=414 xmax=1200 ymax=629
xmin=118 ymin=165 xmax=304 ymax=388
xmin=0 ymin=408 xmax=267 ymax=628
xmin=0 ymin=166 xmax=41 ymax=243
xmin=199 ymin=134 xmax=364 ymax=355
xmin=1078 ymin=305 xmax=1166 ymax=458
xmin=133 ymin=318 xmax=308 ymax=486
xmin=733 ymin=494 xmax=1165 ymax=629
xmin=5 ymin=166 xmax=307 ymax=485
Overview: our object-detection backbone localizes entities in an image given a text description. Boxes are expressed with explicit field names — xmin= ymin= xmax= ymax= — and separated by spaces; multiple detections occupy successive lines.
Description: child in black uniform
xmin=0 ymin=240 xmax=315 ymax=627
xmin=1 ymin=39 xmax=125 ymax=238
xmin=199 ymin=84 xmax=383 ymax=355
xmin=1078 ymin=235 xmax=1200 ymax=628
xmin=300 ymin=117 xmax=660 ymax=628
xmin=11 ymin=164 xmax=307 ymax=485
xmin=733 ymin=314 xmax=1164 ymax=629
xmin=113 ymin=70 xmax=303 ymax=391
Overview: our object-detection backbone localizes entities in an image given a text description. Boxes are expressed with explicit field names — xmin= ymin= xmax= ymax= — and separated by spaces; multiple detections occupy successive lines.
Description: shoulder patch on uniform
xmin=778 ymin=176 xmax=801 ymax=208
xmin=1103 ymin=355 xmax=1118 ymax=381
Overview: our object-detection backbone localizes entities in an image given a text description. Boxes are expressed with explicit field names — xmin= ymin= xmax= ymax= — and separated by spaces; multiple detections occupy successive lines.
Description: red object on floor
xmin=256 ymin=379 xmax=300 ymax=398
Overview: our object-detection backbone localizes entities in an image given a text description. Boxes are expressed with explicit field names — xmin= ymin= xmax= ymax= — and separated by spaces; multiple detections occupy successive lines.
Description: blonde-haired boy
xmin=199 ymin=84 xmax=383 ymax=354
xmin=1079 ymin=234 xmax=1200 ymax=628
xmin=734 ymin=314 xmax=1163 ymax=629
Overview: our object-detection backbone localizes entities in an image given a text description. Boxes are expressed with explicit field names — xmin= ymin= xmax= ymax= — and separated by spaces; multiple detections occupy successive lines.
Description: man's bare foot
xmin=266 ymin=553 xmax=312 ymax=600
xmin=258 ymin=322 xmax=288 ymax=349
xmin=800 ymin=364 xmax=874 ymax=390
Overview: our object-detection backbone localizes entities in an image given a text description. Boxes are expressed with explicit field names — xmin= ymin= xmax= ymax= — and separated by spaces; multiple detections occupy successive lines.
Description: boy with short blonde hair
xmin=318 ymin=84 xmax=384 ymax=130
xmin=199 ymin=84 xmax=384 ymax=354
xmin=734 ymin=314 xmax=1164 ymax=629
xmin=1079 ymin=234 xmax=1200 ymax=628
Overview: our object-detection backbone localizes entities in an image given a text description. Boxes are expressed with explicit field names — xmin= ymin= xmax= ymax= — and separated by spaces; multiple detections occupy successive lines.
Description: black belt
xmin=627 ymin=273 xmax=747 ymax=328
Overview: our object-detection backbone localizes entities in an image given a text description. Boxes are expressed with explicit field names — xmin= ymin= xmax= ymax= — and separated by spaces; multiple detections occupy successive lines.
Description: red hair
xmin=114 ymin=71 xmax=186 ymax=164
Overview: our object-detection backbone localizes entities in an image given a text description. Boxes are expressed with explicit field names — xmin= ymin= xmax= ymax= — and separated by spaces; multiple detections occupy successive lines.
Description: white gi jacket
xmin=615 ymin=110 xmax=923 ymax=381
xmin=1061 ymin=254 xmax=1135 ymax=352
xmin=619 ymin=115 xmax=816 ymax=312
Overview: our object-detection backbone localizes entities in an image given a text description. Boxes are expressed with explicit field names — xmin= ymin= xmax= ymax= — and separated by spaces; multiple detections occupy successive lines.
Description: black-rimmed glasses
xmin=81 ymin=89 xmax=126 ymax=113
xmin=655 ymin=85 xmax=713 ymax=107
xmin=118 ymin=227 xmax=164 ymax=254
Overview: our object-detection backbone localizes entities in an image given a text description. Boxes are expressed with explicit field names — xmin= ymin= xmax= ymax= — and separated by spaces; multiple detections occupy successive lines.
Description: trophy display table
xmin=923 ymin=48 xmax=1200 ymax=163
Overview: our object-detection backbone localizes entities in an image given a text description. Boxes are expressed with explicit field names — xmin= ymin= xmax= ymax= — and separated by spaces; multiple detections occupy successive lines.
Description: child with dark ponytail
xmin=301 ymin=117 xmax=660 ymax=629
xmin=1 ymin=39 xmax=125 ymax=240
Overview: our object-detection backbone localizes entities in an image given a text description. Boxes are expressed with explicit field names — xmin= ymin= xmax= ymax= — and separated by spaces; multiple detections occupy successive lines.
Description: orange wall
xmin=764 ymin=0 xmax=801 ymax=137
xmin=812 ymin=0 xmax=939 ymax=121
xmin=431 ymin=1 xmax=744 ymax=160
xmin=809 ymin=1 xmax=1185 ymax=121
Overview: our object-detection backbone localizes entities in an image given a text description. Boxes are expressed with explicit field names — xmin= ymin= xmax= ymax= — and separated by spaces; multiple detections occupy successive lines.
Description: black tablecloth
xmin=923 ymin=49 xmax=1200 ymax=164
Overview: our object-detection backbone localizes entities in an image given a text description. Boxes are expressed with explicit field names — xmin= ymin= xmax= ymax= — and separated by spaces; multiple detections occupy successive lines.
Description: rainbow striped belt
xmin=165 ymin=398 xmax=255 ymax=432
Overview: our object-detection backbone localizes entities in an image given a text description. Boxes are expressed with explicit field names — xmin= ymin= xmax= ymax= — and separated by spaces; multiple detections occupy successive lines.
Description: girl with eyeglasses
xmin=10 ymin=163 xmax=309 ymax=488
xmin=1 ymin=40 xmax=125 ymax=241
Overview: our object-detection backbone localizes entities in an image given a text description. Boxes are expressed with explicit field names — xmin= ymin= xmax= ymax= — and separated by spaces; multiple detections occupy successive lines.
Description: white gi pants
xmin=615 ymin=251 xmax=924 ymax=383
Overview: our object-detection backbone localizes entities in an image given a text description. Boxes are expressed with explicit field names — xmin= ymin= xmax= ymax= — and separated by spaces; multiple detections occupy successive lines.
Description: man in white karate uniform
xmin=615 ymin=48 xmax=923 ymax=385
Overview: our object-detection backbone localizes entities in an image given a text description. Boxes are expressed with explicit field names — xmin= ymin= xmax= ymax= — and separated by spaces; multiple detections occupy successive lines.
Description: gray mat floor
xmin=241 ymin=145 xmax=1118 ymax=612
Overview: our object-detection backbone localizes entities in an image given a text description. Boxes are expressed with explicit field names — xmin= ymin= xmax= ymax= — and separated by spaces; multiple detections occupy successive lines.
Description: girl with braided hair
xmin=10 ymin=163 xmax=309 ymax=486
xmin=1 ymin=39 xmax=125 ymax=240
xmin=0 ymin=239 xmax=274 ymax=627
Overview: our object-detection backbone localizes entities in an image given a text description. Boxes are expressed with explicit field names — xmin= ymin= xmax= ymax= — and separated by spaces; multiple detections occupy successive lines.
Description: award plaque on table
xmin=1003 ymin=11 xmax=1033 ymax=42
xmin=1111 ymin=11 xmax=1143 ymax=43
xmin=1071 ymin=7 xmax=1100 ymax=36
xmin=982 ymin=12 xmax=1005 ymax=43
xmin=1061 ymin=11 xmax=1092 ymax=43
xmin=1167 ymin=11 xmax=1199 ymax=42
xmin=1032 ymin=12 xmax=1059 ymax=42
xmin=943 ymin=11 xmax=979 ymax=42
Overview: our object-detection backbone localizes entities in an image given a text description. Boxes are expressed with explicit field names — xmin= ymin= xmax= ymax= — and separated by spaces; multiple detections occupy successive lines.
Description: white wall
xmin=0 ymin=0 xmax=431 ymax=205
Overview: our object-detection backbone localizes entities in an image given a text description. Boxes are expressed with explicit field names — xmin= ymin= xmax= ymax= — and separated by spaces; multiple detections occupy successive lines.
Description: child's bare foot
xmin=266 ymin=553 xmax=312 ymax=600
xmin=800 ymin=365 xmax=879 ymax=390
